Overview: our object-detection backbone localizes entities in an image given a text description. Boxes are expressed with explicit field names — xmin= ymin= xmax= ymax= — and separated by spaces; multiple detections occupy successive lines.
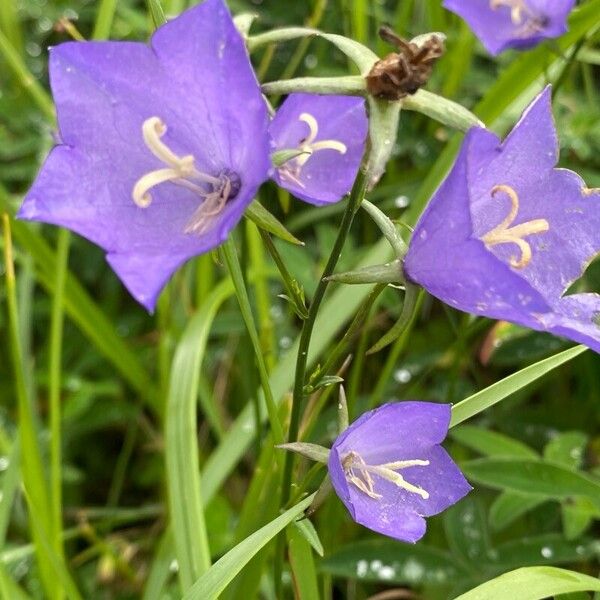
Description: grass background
xmin=1 ymin=0 xmax=600 ymax=598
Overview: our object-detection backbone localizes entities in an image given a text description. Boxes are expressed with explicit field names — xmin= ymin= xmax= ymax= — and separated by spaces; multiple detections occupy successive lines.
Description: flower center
xmin=481 ymin=184 xmax=549 ymax=269
xmin=132 ymin=116 xmax=241 ymax=235
xmin=490 ymin=0 xmax=548 ymax=35
xmin=278 ymin=112 xmax=347 ymax=188
xmin=342 ymin=450 xmax=430 ymax=500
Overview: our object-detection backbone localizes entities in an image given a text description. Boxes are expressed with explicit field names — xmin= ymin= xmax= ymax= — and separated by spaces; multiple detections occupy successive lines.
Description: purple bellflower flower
xmin=404 ymin=87 xmax=600 ymax=353
xmin=269 ymin=93 xmax=368 ymax=205
xmin=19 ymin=0 xmax=271 ymax=311
xmin=443 ymin=0 xmax=575 ymax=55
xmin=328 ymin=402 xmax=471 ymax=542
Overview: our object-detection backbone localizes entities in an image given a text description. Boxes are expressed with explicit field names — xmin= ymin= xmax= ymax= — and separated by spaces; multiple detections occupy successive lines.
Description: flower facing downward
xmin=19 ymin=0 xmax=270 ymax=311
xmin=404 ymin=87 xmax=600 ymax=354
xmin=269 ymin=93 xmax=368 ymax=206
xmin=328 ymin=402 xmax=471 ymax=542
xmin=443 ymin=0 xmax=575 ymax=55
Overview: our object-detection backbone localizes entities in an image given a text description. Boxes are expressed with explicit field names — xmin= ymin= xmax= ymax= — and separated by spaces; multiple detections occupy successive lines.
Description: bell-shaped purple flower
xmin=328 ymin=402 xmax=471 ymax=542
xmin=443 ymin=0 xmax=575 ymax=55
xmin=404 ymin=87 xmax=600 ymax=353
xmin=269 ymin=93 xmax=368 ymax=206
xmin=19 ymin=0 xmax=270 ymax=311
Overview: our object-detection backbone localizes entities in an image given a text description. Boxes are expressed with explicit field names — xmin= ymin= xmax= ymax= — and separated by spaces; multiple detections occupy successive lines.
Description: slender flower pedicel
xmin=443 ymin=0 xmax=575 ymax=55
xmin=269 ymin=93 xmax=368 ymax=205
xmin=19 ymin=0 xmax=270 ymax=310
xmin=404 ymin=87 xmax=600 ymax=353
xmin=328 ymin=402 xmax=471 ymax=542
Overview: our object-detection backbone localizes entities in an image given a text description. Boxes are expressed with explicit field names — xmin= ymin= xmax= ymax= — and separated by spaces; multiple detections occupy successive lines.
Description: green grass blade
xmin=183 ymin=493 xmax=315 ymax=600
xmin=450 ymin=346 xmax=586 ymax=427
xmin=3 ymin=215 xmax=59 ymax=598
xmin=0 ymin=440 xmax=21 ymax=549
xmin=0 ymin=192 xmax=156 ymax=406
xmin=166 ymin=280 xmax=234 ymax=591
xmin=142 ymin=530 xmax=175 ymax=600
xmin=454 ymin=567 xmax=600 ymax=600
xmin=0 ymin=0 xmax=23 ymax=57
xmin=93 ymin=0 xmax=118 ymax=40
xmin=48 ymin=229 xmax=69 ymax=592
xmin=0 ymin=29 xmax=54 ymax=120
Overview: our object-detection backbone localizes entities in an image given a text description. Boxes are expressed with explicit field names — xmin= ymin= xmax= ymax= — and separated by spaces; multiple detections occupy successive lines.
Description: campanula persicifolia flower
xmin=443 ymin=0 xmax=575 ymax=55
xmin=328 ymin=402 xmax=471 ymax=542
xmin=269 ymin=93 xmax=368 ymax=205
xmin=19 ymin=0 xmax=270 ymax=310
xmin=404 ymin=87 xmax=600 ymax=353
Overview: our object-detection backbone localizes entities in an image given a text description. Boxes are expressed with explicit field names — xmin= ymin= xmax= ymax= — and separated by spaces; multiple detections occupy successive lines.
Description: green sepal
xmin=262 ymin=76 xmax=365 ymax=97
xmin=245 ymin=200 xmax=304 ymax=246
xmin=303 ymin=375 xmax=344 ymax=395
xmin=234 ymin=12 xmax=258 ymax=38
xmin=366 ymin=97 xmax=402 ymax=189
xmin=325 ymin=260 xmax=404 ymax=285
xmin=276 ymin=442 xmax=330 ymax=464
xmin=402 ymin=89 xmax=484 ymax=132
xmin=271 ymin=148 xmax=309 ymax=167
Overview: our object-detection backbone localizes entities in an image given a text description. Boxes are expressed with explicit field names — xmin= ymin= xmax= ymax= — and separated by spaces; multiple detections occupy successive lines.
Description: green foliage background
xmin=0 ymin=0 xmax=599 ymax=598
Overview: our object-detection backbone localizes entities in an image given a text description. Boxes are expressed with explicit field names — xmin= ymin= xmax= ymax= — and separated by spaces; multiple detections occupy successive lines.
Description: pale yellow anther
xmin=481 ymin=184 xmax=549 ymax=269
xmin=342 ymin=451 xmax=430 ymax=501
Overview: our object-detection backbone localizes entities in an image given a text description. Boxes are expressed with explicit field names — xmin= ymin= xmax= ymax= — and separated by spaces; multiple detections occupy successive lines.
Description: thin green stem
xmin=221 ymin=238 xmax=284 ymax=445
xmin=48 ymin=228 xmax=70 ymax=598
xmin=246 ymin=221 xmax=275 ymax=371
xmin=259 ymin=229 xmax=308 ymax=319
xmin=274 ymin=162 xmax=369 ymax=597
xmin=147 ymin=0 xmax=167 ymax=28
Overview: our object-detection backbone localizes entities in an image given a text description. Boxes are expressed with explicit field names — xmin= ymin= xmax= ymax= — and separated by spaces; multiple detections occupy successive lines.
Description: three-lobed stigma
xmin=278 ymin=112 xmax=348 ymax=187
xmin=481 ymin=184 xmax=549 ymax=269
xmin=132 ymin=116 xmax=241 ymax=235
xmin=342 ymin=450 xmax=430 ymax=500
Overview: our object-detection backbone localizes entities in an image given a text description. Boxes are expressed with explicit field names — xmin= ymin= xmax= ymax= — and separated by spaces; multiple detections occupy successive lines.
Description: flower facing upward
xmin=443 ymin=0 xmax=576 ymax=55
xmin=404 ymin=87 xmax=600 ymax=353
xmin=328 ymin=402 xmax=471 ymax=542
xmin=19 ymin=0 xmax=270 ymax=311
xmin=269 ymin=93 xmax=368 ymax=206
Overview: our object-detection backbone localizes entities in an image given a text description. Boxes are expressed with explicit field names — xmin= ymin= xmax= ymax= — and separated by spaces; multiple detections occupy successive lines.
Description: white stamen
xmin=342 ymin=451 xmax=430 ymax=501
xmin=132 ymin=116 xmax=239 ymax=234
xmin=278 ymin=112 xmax=348 ymax=184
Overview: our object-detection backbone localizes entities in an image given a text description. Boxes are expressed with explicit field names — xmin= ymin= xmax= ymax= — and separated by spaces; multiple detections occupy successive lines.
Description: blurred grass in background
xmin=1 ymin=0 xmax=600 ymax=598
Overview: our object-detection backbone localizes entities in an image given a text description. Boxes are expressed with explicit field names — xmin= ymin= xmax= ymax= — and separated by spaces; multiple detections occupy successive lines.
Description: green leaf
xmin=451 ymin=425 xmax=538 ymax=459
xmin=450 ymin=346 xmax=587 ymax=427
xmin=166 ymin=280 xmax=234 ymax=591
xmin=454 ymin=567 xmax=600 ymax=600
xmin=245 ymin=200 xmax=304 ymax=246
xmin=489 ymin=492 xmax=548 ymax=532
xmin=294 ymin=519 xmax=324 ymax=558
xmin=544 ymin=432 xmax=588 ymax=469
xmin=288 ymin=525 xmax=320 ymax=600
xmin=320 ymin=540 xmax=467 ymax=585
xmin=463 ymin=458 xmax=600 ymax=510
xmin=444 ymin=497 xmax=491 ymax=567
xmin=365 ymin=97 xmax=401 ymax=188
xmin=486 ymin=534 xmax=600 ymax=572
xmin=183 ymin=493 xmax=315 ymax=600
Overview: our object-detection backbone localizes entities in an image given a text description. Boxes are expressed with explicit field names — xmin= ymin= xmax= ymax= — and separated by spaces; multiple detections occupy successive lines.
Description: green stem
xmin=259 ymin=229 xmax=308 ymax=319
xmin=48 ymin=228 xmax=70 ymax=598
xmin=274 ymin=161 xmax=369 ymax=596
xmin=221 ymin=238 xmax=284 ymax=445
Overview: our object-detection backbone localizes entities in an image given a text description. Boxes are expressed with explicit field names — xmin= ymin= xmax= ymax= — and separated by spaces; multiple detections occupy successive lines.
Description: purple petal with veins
xmin=404 ymin=87 xmax=600 ymax=353
xmin=19 ymin=0 xmax=270 ymax=311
